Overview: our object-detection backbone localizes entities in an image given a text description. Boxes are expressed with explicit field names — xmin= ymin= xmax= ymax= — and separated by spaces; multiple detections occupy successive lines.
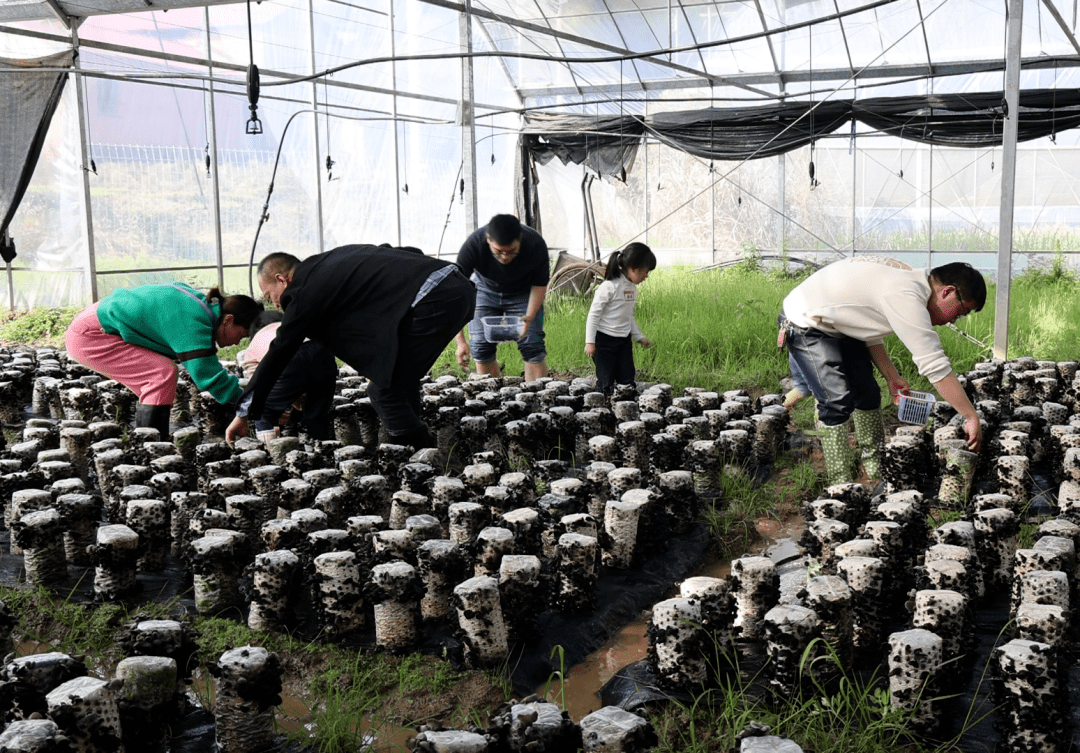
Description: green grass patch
xmin=432 ymin=260 xmax=1080 ymax=398
xmin=703 ymin=452 xmax=821 ymax=558
xmin=0 ymin=583 xmax=177 ymax=672
xmin=653 ymin=640 xmax=988 ymax=752
xmin=0 ymin=307 xmax=80 ymax=348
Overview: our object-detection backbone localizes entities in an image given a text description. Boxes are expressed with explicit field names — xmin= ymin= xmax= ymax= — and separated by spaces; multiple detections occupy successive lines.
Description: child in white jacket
xmin=584 ymin=242 xmax=657 ymax=393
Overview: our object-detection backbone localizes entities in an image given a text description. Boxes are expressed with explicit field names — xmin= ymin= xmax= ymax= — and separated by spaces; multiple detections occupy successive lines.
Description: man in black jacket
xmin=225 ymin=244 xmax=475 ymax=449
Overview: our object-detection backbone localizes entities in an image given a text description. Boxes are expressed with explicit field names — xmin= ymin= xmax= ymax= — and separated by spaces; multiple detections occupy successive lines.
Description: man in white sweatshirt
xmin=780 ymin=257 xmax=984 ymax=485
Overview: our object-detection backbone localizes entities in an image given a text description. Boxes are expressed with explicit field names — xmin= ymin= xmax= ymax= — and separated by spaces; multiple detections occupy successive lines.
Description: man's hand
xmin=963 ymin=414 xmax=983 ymax=452
xmin=887 ymin=375 xmax=911 ymax=406
xmin=225 ymin=416 xmax=248 ymax=448
xmin=518 ymin=313 xmax=533 ymax=341
xmin=456 ymin=340 xmax=471 ymax=369
xmin=585 ymin=343 xmax=596 ymax=358
xmin=639 ymin=337 xmax=653 ymax=348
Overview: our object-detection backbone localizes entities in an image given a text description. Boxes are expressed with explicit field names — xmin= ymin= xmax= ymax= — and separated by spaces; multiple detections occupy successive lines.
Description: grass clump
xmin=0 ymin=306 xmax=79 ymax=347
xmin=282 ymin=649 xmax=396 ymax=752
xmin=0 ymin=583 xmax=175 ymax=672
xmin=703 ymin=453 xmax=820 ymax=558
xmin=191 ymin=615 xmax=324 ymax=664
xmin=653 ymin=641 xmax=978 ymax=752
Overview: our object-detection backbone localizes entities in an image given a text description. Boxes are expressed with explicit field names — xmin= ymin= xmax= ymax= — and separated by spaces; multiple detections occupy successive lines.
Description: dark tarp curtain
xmin=853 ymin=90 xmax=1080 ymax=147
xmin=646 ymin=100 xmax=852 ymax=161
xmin=0 ymin=49 xmax=75 ymax=261
xmin=524 ymin=112 xmax=645 ymax=182
xmin=524 ymin=88 xmax=1080 ymax=180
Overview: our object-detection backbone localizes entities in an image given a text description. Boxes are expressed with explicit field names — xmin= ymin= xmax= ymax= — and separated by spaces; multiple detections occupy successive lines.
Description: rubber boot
xmin=135 ymin=402 xmax=172 ymax=441
xmin=818 ymin=420 xmax=855 ymax=486
xmin=389 ymin=425 xmax=437 ymax=450
xmin=782 ymin=387 xmax=808 ymax=410
xmin=852 ymin=408 xmax=886 ymax=481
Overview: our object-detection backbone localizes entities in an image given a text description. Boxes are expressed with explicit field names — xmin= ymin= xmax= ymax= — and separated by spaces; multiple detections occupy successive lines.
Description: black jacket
xmin=242 ymin=244 xmax=453 ymax=420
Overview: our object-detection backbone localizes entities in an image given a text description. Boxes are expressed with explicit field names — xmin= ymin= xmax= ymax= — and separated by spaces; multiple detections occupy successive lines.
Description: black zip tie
xmin=81 ymin=73 xmax=97 ymax=174
xmin=1050 ymin=76 xmax=1057 ymax=143
xmin=898 ymin=125 xmax=904 ymax=178
xmin=400 ymin=120 xmax=408 ymax=194
xmin=202 ymin=83 xmax=211 ymax=178
xmin=324 ymin=77 xmax=334 ymax=181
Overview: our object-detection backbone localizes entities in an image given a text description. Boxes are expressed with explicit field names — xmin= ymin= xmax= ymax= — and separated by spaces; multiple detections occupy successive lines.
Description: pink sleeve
xmin=242 ymin=322 xmax=280 ymax=378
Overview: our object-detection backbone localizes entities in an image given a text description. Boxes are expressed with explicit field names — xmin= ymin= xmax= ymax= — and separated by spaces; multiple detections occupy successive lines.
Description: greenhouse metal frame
xmin=3 ymin=0 xmax=1080 ymax=356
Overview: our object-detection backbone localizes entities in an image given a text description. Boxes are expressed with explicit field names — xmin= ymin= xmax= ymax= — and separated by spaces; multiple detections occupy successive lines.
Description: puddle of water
xmin=538 ymin=619 xmax=650 ymax=721
xmin=536 ymin=515 xmax=806 ymax=722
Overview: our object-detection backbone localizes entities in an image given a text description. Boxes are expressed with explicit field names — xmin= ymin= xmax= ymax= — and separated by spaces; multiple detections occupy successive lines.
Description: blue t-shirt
xmin=456 ymin=224 xmax=550 ymax=294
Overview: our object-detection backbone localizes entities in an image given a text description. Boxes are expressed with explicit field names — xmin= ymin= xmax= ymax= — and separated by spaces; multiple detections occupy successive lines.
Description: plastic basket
xmin=897 ymin=390 xmax=936 ymax=425
xmin=481 ymin=315 xmax=523 ymax=342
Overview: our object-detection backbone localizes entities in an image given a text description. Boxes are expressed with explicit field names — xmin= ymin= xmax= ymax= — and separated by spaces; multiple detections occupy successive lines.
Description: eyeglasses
xmin=953 ymin=287 xmax=970 ymax=319
xmin=488 ymin=237 xmax=520 ymax=261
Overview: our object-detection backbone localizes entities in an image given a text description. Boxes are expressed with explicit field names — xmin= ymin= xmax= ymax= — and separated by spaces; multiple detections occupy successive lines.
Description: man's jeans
xmin=468 ymin=283 xmax=546 ymax=364
xmin=782 ymin=314 xmax=880 ymax=426
xmin=255 ymin=340 xmax=338 ymax=440
xmin=367 ymin=268 xmax=476 ymax=436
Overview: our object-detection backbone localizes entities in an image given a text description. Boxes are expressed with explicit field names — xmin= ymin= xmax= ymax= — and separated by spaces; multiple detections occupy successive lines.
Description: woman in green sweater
xmin=65 ymin=283 xmax=263 ymax=438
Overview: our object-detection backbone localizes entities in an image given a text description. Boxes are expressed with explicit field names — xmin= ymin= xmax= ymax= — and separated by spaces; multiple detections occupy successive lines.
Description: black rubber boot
xmin=390 ymin=425 xmax=437 ymax=450
xmin=135 ymin=402 xmax=172 ymax=441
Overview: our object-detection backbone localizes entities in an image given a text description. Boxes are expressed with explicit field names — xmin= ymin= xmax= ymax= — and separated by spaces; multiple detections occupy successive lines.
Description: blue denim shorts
xmin=469 ymin=284 xmax=546 ymax=363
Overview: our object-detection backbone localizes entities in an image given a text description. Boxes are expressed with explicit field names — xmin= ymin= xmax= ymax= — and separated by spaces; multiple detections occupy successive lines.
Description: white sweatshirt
xmin=585 ymin=275 xmax=645 ymax=344
xmin=781 ymin=256 xmax=954 ymax=383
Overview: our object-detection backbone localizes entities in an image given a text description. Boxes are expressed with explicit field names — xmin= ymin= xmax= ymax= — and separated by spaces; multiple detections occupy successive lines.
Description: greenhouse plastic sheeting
xmin=0 ymin=50 xmax=73 ymax=253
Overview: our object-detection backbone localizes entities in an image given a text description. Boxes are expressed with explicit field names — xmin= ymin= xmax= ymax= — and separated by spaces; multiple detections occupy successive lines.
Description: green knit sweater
xmin=95 ymin=282 xmax=241 ymax=405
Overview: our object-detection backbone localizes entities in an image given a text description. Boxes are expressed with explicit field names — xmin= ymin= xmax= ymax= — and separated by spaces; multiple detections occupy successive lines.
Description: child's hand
xmin=584 ymin=343 xmax=596 ymax=358
xmin=639 ymin=337 xmax=653 ymax=348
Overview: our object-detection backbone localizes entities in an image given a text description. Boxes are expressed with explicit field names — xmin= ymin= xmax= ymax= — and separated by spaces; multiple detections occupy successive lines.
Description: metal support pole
xmin=3 ymin=225 xmax=13 ymax=311
xmin=710 ymin=168 xmax=716 ymax=265
xmin=928 ymin=141 xmax=934 ymax=268
xmin=459 ymin=0 xmax=478 ymax=233
xmin=205 ymin=7 xmax=224 ymax=290
xmin=851 ymin=121 xmax=857 ymax=254
xmin=643 ymin=99 xmax=648 ymax=247
xmin=995 ymin=0 xmax=1024 ymax=359
xmin=776 ymin=155 xmax=785 ymax=256
xmin=72 ymin=22 xmax=99 ymax=303
xmin=308 ymin=0 xmax=325 ymax=254
xmin=776 ymin=2 xmax=787 ymax=259
xmin=390 ymin=0 xmax=402 ymax=245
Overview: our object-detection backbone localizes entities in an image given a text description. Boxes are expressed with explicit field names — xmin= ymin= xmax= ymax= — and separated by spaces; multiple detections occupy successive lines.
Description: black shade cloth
xmin=0 ymin=49 xmax=75 ymax=260
xmin=524 ymin=88 xmax=1080 ymax=179
xmin=524 ymin=112 xmax=645 ymax=181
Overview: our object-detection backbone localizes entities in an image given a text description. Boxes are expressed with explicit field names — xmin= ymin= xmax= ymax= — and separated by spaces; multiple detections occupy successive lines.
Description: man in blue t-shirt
xmin=454 ymin=214 xmax=551 ymax=382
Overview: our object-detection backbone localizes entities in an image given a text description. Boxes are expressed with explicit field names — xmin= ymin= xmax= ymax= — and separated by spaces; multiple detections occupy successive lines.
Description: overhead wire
xmin=852 ymin=147 xmax=998 ymax=243
xmin=246 ymin=108 xmax=315 ymax=298
xmin=259 ymin=0 xmax=905 ymax=93
xmin=606 ymin=0 xmax=951 ymax=255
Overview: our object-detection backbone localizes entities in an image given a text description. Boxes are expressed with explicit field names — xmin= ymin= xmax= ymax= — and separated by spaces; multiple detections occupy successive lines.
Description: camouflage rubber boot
xmin=818 ymin=420 xmax=855 ymax=486
xmin=782 ymin=387 xmax=808 ymax=410
xmin=852 ymin=408 xmax=886 ymax=480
